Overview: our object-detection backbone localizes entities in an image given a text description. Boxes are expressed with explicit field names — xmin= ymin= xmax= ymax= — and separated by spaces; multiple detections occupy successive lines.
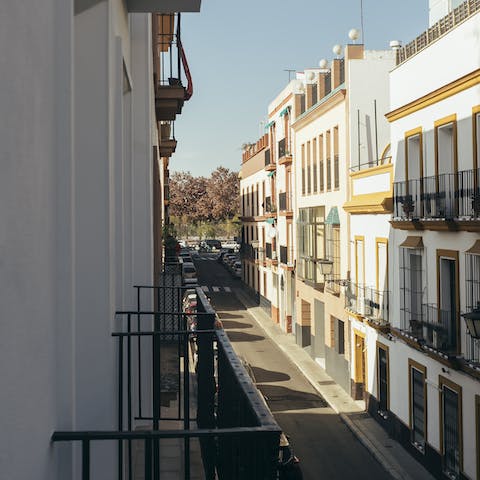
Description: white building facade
xmin=0 ymin=1 xmax=200 ymax=479
xmin=379 ymin=2 xmax=480 ymax=478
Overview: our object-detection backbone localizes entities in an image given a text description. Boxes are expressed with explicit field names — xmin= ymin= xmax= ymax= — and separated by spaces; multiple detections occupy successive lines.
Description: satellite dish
xmin=348 ymin=28 xmax=360 ymax=42
xmin=332 ymin=44 xmax=343 ymax=56
xmin=318 ymin=59 xmax=328 ymax=69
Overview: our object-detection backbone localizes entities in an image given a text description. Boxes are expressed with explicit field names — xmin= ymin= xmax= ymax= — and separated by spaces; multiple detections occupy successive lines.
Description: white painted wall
xmin=390 ymin=11 xmax=480 ymax=111
xmin=0 ymin=1 xmax=157 ymax=478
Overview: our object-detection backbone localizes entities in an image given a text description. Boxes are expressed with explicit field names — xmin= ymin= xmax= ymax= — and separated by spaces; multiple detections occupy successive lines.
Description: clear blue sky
xmin=172 ymin=0 xmax=428 ymax=176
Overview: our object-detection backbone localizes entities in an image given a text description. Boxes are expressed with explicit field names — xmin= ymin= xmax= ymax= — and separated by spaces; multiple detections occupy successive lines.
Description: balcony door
xmin=437 ymin=250 xmax=459 ymax=353
xmin=435 ymin=118 xmax=458 ymax=217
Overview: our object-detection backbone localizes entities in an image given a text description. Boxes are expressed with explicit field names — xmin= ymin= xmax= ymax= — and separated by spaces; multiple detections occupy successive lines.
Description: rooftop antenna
xmin=284 ymin=69 xmax=296 ymax=82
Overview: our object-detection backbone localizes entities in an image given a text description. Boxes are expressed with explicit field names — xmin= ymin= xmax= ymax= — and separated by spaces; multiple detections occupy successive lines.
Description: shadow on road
xmin=215 ymin=312 xmax=244 ymax=320
xmin=225 ymin=331 xmax=265 ymax=343
xmin=250 ymin=366 xmax=290 ymax=383
xmin=258 ymin=384 xmax=328 ymax=411
xmin=220 ymin=319 xmax=252 ymax=329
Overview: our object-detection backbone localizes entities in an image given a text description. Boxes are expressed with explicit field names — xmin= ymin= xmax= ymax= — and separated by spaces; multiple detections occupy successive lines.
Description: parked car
xmin=200 ymin=239 xmax=222 ymax=252
xmin=232 ymin=261 xmax=242 ymax=278
xmin=182 ymin=262 xmax=198 ymax=286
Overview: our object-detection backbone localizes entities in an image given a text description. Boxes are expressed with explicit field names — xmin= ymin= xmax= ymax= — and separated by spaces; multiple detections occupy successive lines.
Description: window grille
xmin=465 ymin=252 xmax=480 ymax=363
xmin=399 ymin=247 xmax=424 ymax=334
xmin=411 ymin=367 xmax=425 ymax=450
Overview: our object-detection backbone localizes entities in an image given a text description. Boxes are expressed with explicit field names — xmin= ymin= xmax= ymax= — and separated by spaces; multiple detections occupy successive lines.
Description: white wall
xmin=390 ymin=12 xmax=480 ymax=111
xmin=0 ymin=1 xmax=156 ymax=478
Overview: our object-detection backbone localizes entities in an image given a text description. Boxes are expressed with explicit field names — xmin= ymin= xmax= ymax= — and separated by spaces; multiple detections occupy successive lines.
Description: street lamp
xmin=317 ymin=259 xmax=334 ymax=276
xmin=461 ymin=303 xmax=480 ymax=339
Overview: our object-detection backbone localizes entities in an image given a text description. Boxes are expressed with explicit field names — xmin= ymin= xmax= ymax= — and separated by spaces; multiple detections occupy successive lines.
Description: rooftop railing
xmin=396 ymin=0 xmax=480 ymax=65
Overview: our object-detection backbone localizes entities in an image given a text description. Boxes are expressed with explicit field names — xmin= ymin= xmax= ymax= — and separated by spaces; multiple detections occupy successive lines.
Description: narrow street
xmin=193 ymin=252 xmax=391 ymax=480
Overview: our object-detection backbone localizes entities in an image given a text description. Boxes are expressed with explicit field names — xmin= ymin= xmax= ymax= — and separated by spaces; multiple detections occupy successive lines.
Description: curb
xmin=233 ymin=287 xmax=410 ymax=480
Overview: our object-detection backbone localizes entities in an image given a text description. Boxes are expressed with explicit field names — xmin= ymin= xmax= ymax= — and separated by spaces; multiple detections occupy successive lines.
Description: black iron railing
xmin=393 ymin=168 xmax=480 ymax=220
xmin=465 ymin=329 xmax=480 ymax=365
xmin=278 ymin=138 xmax=287 ymax=159
xmin=344 ymin=282 xmax=389 ymax=325
xmin=51 ymin=263 xmax=281 ymax=479
xmin=399 ymin=303 xmax=457 ymax=356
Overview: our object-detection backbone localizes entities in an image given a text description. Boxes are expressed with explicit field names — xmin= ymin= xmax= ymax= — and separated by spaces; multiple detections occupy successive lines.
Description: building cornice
xmin=291 ymin=88 xmax=346 ymax=130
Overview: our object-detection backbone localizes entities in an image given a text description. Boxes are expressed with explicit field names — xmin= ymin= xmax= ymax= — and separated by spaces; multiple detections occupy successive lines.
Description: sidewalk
xmin=234 ymin=287 xmax=435 ymax=480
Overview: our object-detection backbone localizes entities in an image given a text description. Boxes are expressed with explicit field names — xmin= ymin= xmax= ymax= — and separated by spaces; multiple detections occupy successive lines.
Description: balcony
xmin=264 ymin=196 xmax=277 ymax=216
xmin=344 ymin=282 xmax=389 ymax=330
xmin=159 ymin=122 xmax=177 ymax=158
xmin=51 ymin=263 xmax=281 ymax=479
xmin=279 ymin=245 xmax=294 ymax=269
xmin=278 ymin=192 xmax=293 ymax=216
xmin=277 ymin=138 xmax=292 ymax=165
xmin=393 ymin=168 xmax=480 ymax=231
xmin=297 ymin=257 xmax=325 ymax=290
xmin=127 ymin=0 xmax=201 ymax=13
xmin=264 ymin=149 xmax=276 ymax=172
xmin=398 ymin=303 xmax=458 ymax=359
xmin=153 ymin=14 xmax=192 ymax=122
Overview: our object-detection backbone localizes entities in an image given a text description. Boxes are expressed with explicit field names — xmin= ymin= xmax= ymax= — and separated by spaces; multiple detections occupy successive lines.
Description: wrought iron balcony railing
xmin=344 ymin=282 xmax=389 ymax=326
xmin=399 ymin=303 xmax=457 ymax=357
xmin=393 ymin=168 xmax=480 ymax=221
xmin=465 ymin=329 xmax=480 ymax=367
xmin=51 ymin=262 xmax=281 ymax=479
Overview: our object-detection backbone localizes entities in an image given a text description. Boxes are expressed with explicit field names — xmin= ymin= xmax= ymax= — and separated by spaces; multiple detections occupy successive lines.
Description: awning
xmin=265 ymin=218 xmax=275 ymax=224
xmin=325 ymin=207 xmax=340 ymax=225
xmin=265 ymin=120 xmax=275 ymax=129
xmin=279 ymin=106 xmax=291 ymax=117
xmin=399 ymin=236 xmax=424 ymax=249
xmin=466 ymin=240 xmax=480 ymax=255
xmin=267 ymin=171 xmax=276 ymax=177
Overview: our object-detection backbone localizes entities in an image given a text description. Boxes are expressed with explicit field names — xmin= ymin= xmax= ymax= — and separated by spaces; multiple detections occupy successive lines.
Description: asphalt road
xmin=192 ymin=251 xmax=391 ymax=480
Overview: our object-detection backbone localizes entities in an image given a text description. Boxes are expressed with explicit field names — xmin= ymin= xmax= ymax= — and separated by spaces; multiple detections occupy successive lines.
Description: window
xmin=408 ymin=360 xmax=426 ymax=452
xmin=377 ymin=344 xmax=389 ymax=415
xmin=319 ymin=134 xmax=324 ymax=192
xmin=465 ymin=242 xmax=480 ymax=363
xmin=307 ymin=141 xmax=311 ymax=194
xmin=325 ymin=217 xmax=340 ymax=294
xmin=326 ymin=130 xmax=331 ymax=191
xmin=355 ymin=236 xmax=365 ymax=287
xmin=335 ymin=318 xmax=345 ymax=355
xmin=437 ymin=250 xmax=459 ymax=354
xmin=301 ymin=144 xmax=306 ymax=195
xmin=312 ymin=138 xmax=318 ymax=193
xmin=399 ymin=237 xmax=424 ymax=334
xmin=333 ymin=126 xmax=339 ymax=189
xmin=439 ymin=377 xmax=462 ymax=479
xmin=297 ymin=207 xmax=325 ymax=282
xmin=435 ymin=116 xmax=458 ymax=217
